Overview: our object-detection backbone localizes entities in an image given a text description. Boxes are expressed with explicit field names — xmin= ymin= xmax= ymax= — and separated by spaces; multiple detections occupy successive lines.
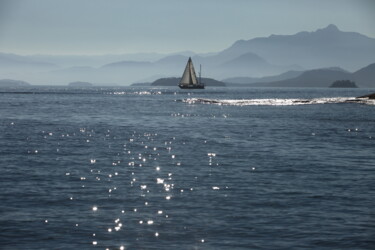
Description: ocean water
xmin=0 ymin=86 xmax=374 ymax=249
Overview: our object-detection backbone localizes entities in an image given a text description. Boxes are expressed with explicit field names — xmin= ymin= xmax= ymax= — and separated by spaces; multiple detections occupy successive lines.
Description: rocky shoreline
xmin=357 ymin=93 xmax=375 ymax=99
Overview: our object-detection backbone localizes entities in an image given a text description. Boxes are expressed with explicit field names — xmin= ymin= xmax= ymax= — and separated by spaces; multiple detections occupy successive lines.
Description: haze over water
xmin=1 ymin=86 xmax=374 ymax=249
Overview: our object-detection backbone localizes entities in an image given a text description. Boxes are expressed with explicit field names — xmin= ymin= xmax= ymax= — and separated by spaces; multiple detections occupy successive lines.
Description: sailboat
xmin=179 ymin=57 xmax=204 ymax=89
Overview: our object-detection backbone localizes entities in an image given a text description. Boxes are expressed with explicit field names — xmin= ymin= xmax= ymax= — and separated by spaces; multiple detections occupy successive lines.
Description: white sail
xmin=179 ymin=57 xmax=198 ymax=86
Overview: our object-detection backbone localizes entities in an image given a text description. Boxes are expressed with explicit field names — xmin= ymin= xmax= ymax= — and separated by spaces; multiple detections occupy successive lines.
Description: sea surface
xmin=0 ymin=86 xmax=374 ymax=249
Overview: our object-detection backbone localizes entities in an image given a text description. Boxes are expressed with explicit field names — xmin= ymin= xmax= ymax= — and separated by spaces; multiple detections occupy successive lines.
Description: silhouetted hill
xmin=0 ymin=53 xmax=57 ymax=69
xmin=102 ymin=61 xmax=153 ymax=68
xmin=352 ymin=63 xmax=375 ymax=88
xmin=151 ymin=77 xmax=225 ymax=87
xmin=156 ymin=55 xmax=192 ymax=66
xmin=99 ymin=50 xmax=299 ymax=81
xmin=222 ymin=76 xmax=258 ymax=85
xmin=220 ymin=52 xmax=267 ymax=68
xmin=0 ymin=79 xmax=31 ymax=87
xmin=250 ymin=68 xmax=353 ymax=87
xmin=220 ymin=24 xmax=375 ymax=71
xmin=247 ymin=62 xmax=375 ymax=88
xmin=1 ymin=25 xmax=374 ymax=85
xmin=223 ymin=70 xmax=303 ymax=85
xmin=29 ymin=53 xmax=166 ymax=67
xmin=215 ymin=52 xmax=287 ymax=77
xmin=87 ymin=25 xmax=375 ymax=83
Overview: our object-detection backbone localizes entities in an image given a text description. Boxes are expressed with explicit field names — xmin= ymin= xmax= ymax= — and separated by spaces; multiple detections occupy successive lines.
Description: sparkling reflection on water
xmin=0 ymin=87 xmax=374 ymax=249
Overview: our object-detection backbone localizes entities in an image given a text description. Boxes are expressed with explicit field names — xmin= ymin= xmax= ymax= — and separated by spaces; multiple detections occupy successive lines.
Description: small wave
xmin=108 ymin=91 xmax=162 ymax=95
xmin=183 ymin=97 xmax=375 ymax=106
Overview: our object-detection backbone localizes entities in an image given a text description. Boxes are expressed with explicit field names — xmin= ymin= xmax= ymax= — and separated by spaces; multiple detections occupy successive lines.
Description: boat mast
xmin=199 ymin=64 xmax=202 ymax=85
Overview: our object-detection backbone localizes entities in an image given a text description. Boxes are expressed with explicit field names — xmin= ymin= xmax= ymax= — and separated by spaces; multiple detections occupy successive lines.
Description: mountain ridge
xmin=221 ymin=24 xmax=375 ymax=71
xmin=245 ymin=63 xmax=375 ymax=88
xmin=1 ymin=24 xmax=375 ymax=85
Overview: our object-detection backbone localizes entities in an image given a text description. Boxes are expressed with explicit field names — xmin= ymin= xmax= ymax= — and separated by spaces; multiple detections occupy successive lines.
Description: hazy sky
xmin=0 ymin=0 xmax=374 ymax=55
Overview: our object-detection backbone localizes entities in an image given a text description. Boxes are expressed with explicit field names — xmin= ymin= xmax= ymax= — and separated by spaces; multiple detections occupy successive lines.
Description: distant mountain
xmin=99 ymin=50 xmax=299 ymax=81
xmin=247 ymin=62 xmax=375 ymax=88
xmin=1 ymin=24 xmax=374 ymax=86
xmin=220 ymin=24 xmax=375 ymax=71
xmin=27 ymin=52 xmax=178 ymax=67
xmin=250 ymin=68 xmax=353 ymax=87
xmin=352 ymin=63 xmax=375 ymax=88
xmin=0 ymin=53 xmax=57 ymax=69
xmin=219 ymin=52 xmax=267 ymax=68
xmin=155 ymin=55 xmax=192 ymax=66
xmin=100 ymin=52 xmax=203 ymax=69
xmin=223 ymin=70 xmax=303 ymax=85
xmin=0 ymin=79 xmax=31 ymax=87
xmin=150 ymin=77 xmax=225 ymax=87
xmin=101 ymin=60 xmax=153 ymax=68
xmin=222 ymin=76 xmax=258 ymax=85
xmin=98 ymin=25 xmax=375 ymax=81
xmin=51 ymin=66 xmax=96 ymax=73
xmin=216 ymin=52 xmax=283 ymax=77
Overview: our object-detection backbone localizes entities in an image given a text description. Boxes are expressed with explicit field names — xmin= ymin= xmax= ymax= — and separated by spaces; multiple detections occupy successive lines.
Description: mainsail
xmin=179 ymin=57 xmax=204 ymax=88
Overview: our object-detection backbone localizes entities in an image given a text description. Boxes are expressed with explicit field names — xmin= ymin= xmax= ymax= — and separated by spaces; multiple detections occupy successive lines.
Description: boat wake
xmin=183 ymin=97 xmax=375 ymax=106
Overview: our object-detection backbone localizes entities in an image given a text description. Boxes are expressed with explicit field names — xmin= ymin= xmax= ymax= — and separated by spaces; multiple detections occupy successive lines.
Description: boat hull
xmin=179 ymin=85 xmax=205 ymax=89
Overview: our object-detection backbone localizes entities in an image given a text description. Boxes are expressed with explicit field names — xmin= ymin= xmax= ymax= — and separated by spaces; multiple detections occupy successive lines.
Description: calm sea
xmin=1 ymin=86 xmax=374 ymax=249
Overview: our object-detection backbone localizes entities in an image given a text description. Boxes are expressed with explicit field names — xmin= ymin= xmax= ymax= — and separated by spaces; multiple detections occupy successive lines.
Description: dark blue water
xmin=1 ymin=87 xmax=374 ymax=249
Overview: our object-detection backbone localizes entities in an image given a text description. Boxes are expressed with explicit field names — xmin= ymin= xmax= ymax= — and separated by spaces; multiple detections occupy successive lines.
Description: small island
xmin=330 ymin=80 xmax=357 ymax=88
xmin=68 ymin=81 xmax=94 ymax=87
xmin=131 ymin=82 xmax=152 ymax=87
xmin=0 ymin=79 xmax=31 ymax=87
xmin=150 ymin=77 xmax=226 ymax=87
